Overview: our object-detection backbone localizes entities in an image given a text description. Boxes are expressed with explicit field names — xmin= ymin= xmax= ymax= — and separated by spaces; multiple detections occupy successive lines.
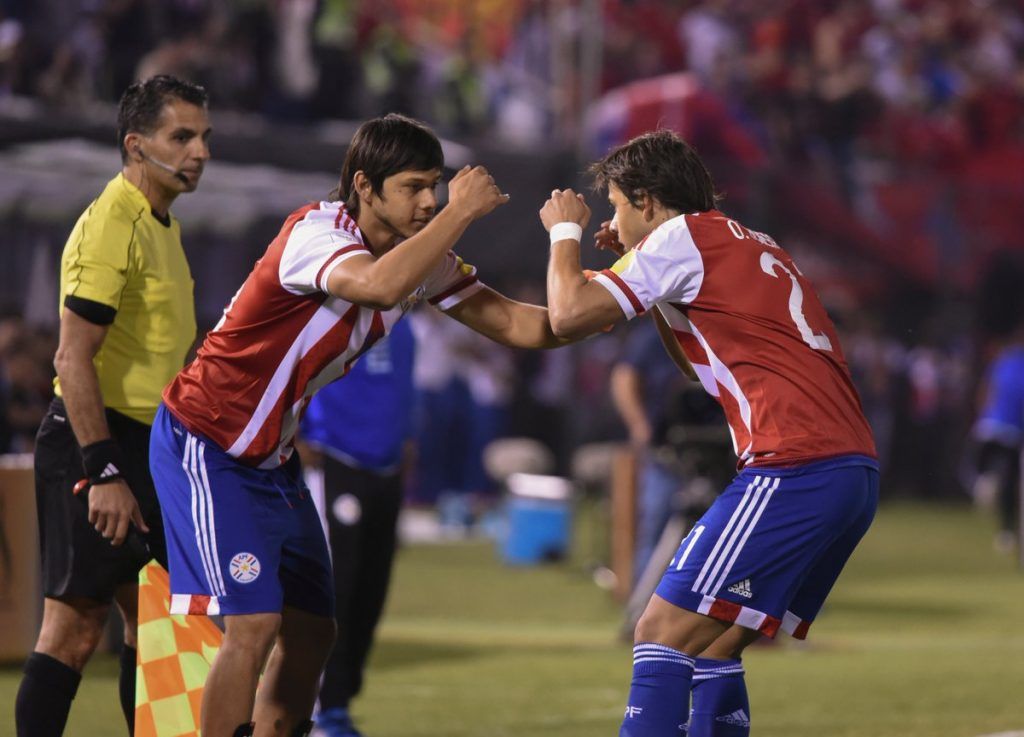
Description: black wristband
xmin=81 ymin=438 xmax=126 ymax=485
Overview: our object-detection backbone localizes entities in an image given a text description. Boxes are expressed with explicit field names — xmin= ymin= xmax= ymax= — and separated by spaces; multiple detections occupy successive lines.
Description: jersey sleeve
xmin=62 ymin=210 xmax=135 ymax=312
xmin=591 ymin=217 xmax=705 ymax=320
xmin=279 ymin=219 xmax=371 ymax=295
xmin=423 ymin=251 xmax=485 ymax=311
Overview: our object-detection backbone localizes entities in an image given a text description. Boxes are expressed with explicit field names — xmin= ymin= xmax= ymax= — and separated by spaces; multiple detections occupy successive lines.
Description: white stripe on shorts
xmin=693 ymin=476 xmax=765 ymax=594
xmin=698 ymin=475 xmax=773 ymax=596
xmin=674 ymin=525 xmax=705 ymax=571
xmin=692 ymin=477 xmax=761 ymax=592
xmin=195 ymin=440 xmax=227 ymax=596
xmin=709 ymin=476 xmax=781 ymax=596
xmin=183 ymin=435 xmax=220 ymax=597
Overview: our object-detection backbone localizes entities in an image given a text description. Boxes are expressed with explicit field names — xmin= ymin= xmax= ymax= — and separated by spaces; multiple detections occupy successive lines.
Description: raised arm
xmin=326 ymin=166 xmax=508 ymax=310
xmin=542 ymin=190 xmax=626 ymax=339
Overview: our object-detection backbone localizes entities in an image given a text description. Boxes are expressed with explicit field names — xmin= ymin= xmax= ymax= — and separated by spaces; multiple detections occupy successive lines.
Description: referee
xmin=15 ymin=76 xmax=211 ymax=737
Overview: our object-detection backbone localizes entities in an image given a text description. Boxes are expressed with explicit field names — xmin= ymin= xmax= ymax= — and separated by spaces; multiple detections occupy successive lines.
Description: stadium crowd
xmin=1 ymin=0 xmax=1022 ymax=500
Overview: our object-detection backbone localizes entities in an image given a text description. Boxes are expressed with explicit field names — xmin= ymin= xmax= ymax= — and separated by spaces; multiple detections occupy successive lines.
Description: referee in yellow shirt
xmin=16 ymin=75 xmax=211 ymax=737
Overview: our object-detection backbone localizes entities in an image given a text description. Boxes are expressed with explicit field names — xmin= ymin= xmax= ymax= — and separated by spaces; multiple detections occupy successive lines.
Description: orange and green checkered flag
xmin=135 ymin=561 xmax=223 ymax=737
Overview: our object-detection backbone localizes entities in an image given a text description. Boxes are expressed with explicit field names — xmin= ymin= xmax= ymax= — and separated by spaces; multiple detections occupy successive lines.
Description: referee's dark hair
xmin=117 ymin=75 xmax=209 ymax=163
xmin=335 ymin=113 xmax=444 ymax=214
xmin=590 ymin=129 xmax=719 ymax=214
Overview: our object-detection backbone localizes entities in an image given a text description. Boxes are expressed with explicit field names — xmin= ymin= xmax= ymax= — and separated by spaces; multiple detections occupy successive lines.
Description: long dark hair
xmin=334 ymin=114 xmax=444 ymax=214
xmin=590 ymin=129 xmax=718 ymax=213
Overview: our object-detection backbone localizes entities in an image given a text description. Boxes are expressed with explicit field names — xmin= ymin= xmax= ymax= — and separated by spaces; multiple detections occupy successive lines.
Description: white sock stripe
xmin=633 ymin=656 xmax=696 ymax=668
xmin=693 ymin=477 xmax=760 ymax=592
xmin=633 ymin=644 xmax=696 ymax=658
xmin=183 ymin=435 xmax=218 ymax=597
xmin=694 ymin=668 xmax=745 ymax=677
xmin=694 ymin=665 xmax=745 ymax=673
xmin=196 ymin=441 xmax=227 ymax=596
xmin=632 ymin=650 xmax=696 ymax=661
xmin=699 ymin=476 xmax=771 ymax=595
xmin=710 ymin=476 xmax=780 ymax=596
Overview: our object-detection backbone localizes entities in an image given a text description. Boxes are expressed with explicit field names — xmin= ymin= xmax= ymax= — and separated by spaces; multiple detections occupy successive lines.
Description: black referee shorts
xmin=34 ymin=397 xmax=168 ymax=602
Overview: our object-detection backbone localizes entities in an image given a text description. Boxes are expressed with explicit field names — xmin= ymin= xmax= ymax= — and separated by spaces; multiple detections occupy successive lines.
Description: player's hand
xmin=594 ymin=219 xmax=626 ymax=258
xmin=88 ymin=479 xmax=149 ymax=546
xmin=539 ymin=189 xmax=591 ymax=232
xmin=447 ymin=165 xmax=510 ymax=220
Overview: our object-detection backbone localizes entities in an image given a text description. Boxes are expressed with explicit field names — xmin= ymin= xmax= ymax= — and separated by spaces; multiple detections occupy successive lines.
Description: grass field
xmin=2 ymin=501 xmax=1023 ymax=737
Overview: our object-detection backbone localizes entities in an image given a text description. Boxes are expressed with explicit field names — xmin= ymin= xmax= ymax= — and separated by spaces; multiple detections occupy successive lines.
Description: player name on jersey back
xmin=594 ymin=210 xmax=876 ymax=468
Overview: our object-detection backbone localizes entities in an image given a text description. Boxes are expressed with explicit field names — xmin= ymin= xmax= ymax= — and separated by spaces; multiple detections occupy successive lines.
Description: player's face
xmin=140 ymin=99 xmax=212 ymax=193
xmin=370 ymin=169 xmax=442 ymax=239
xmin=607 ymin=183 xmax=652 ymax=249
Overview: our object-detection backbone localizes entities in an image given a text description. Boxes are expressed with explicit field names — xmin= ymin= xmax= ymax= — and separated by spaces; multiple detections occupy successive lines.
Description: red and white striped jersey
xmin=593 ymin=210 xmax=876 ymax=468
xmin=164 ymin=201 xmax=483 ymax=468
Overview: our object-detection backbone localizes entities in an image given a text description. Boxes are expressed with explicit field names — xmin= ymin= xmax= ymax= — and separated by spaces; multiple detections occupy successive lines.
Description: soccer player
xmin=16 ymin=75 xmax=211 ymax=737
xmin=148 ymin=113 xmax=568 ymax=737
xmin=541 ymin=130 xmax=878 ymax=736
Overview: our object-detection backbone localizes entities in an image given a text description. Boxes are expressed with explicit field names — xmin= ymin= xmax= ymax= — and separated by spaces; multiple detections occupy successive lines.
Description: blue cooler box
xmin=502 ymin=473 xmax=573 ymax=565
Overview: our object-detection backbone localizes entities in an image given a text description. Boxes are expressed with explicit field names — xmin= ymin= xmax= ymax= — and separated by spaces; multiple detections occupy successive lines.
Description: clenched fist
xmin=539 ymin=189 xmax=591 ymax=232
xmin=448 ymin=165 xmax=510 ymax=221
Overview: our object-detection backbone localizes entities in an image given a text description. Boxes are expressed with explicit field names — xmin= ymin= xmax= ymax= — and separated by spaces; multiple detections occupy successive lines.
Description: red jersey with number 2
xmin=593 ymin=210 xmax=876 ymax=468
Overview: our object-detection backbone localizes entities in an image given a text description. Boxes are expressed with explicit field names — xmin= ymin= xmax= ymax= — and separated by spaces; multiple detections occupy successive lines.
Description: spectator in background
xmin=409 ymin=309 xmax=514 ymax=530
xmin=0 ymin=334 xmax=52 ymax=453
xmin=300 ymin=318 xmax=416 ymax=737
xmin=972 ymin=324 xmax=1024 ymax=553
xmin=610 ymin=319 xmax=690 ymax=586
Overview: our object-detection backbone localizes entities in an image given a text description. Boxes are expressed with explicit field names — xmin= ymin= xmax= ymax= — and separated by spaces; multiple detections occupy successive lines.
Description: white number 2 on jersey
xmin=759 ymin=252 xmax=833 ymax=352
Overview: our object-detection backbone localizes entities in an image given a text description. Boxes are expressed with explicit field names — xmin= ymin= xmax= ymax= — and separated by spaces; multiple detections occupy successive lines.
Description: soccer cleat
xmin=315 ymin=707 xmax=364 ymax=737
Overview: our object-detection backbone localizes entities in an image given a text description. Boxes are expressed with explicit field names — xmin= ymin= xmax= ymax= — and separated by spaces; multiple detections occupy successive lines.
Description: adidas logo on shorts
xmin=715 ymin=709 xmax=750 ymax=727
xmin=726 ymin=579 xmax=753 ymax=598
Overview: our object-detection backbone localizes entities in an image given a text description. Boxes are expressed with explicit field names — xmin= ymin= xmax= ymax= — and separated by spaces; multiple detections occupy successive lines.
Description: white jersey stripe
xmin=226 ymin=304 xmax=357 ymax=459
xmin=195 ymin=439 xmax=226 ymax=596
xmin=689 ymin=321 xmax=753 ymax=460
xmin=710 ymin=476 xmax=780 ymax=596
xmin=256 ymin=306 xmax=379 ymax=468
xmin=183 ymin=435 xmax=218 ymax=597
xmin=693 ymin=477 xmax=760 ymax=592
xmin=699 ymin=475 xmax=772 ymax=596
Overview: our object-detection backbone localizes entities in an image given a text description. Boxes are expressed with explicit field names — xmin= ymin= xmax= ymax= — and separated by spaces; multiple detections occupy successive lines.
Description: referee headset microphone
xmin=134 ymin=144 xmax=189 ymax=184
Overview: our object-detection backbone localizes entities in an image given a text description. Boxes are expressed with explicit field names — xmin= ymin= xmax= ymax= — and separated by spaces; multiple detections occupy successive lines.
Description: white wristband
xmin=549 ymin=222 xmax=583 ymax=245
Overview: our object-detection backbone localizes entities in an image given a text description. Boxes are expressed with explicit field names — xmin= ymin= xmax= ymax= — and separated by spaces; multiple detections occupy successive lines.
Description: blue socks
xmin=689 ymin=658 xmax=749 ymax=736
xmin=619 ymin=643 xmax=694 ymax=736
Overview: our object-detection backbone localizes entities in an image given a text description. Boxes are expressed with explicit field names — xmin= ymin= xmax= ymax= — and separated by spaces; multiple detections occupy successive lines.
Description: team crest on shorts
xmin=229 ymin=552 xmax=261 ymax=583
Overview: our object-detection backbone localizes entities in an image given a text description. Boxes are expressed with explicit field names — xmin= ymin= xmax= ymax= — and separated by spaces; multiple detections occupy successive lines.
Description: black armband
xmin=64 ymin=295 xmax=117 ymax=325
xmin=81 ymin=438 xmax=126 ymax=485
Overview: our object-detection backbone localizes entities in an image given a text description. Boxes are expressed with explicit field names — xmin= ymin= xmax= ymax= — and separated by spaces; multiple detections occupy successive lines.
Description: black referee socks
xmin=15 ymin=651 xmax=82 ymax=737
xmin=119 ymin=645 xmax=137 ymax=734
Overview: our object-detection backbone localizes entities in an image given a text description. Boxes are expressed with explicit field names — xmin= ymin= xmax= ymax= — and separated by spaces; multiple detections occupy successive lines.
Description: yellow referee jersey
xmin=55 ymin=174 xmax=196 ymax=425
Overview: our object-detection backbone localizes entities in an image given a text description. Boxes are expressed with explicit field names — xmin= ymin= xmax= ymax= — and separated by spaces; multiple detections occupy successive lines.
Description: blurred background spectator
xmin=1 ymin=0 xmax=1023 ymax=523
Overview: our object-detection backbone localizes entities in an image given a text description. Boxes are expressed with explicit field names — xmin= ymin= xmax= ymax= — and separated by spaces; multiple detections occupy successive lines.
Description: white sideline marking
xmin=974 ymin=731 xmax=1024 ymax=737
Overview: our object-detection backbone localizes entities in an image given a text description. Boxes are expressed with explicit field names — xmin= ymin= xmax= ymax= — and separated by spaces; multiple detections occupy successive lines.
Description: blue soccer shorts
xmin=150 ymin=404 xmax=334 ymax=617
xmin=655 ymin=454 xmax=878 ymax=639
